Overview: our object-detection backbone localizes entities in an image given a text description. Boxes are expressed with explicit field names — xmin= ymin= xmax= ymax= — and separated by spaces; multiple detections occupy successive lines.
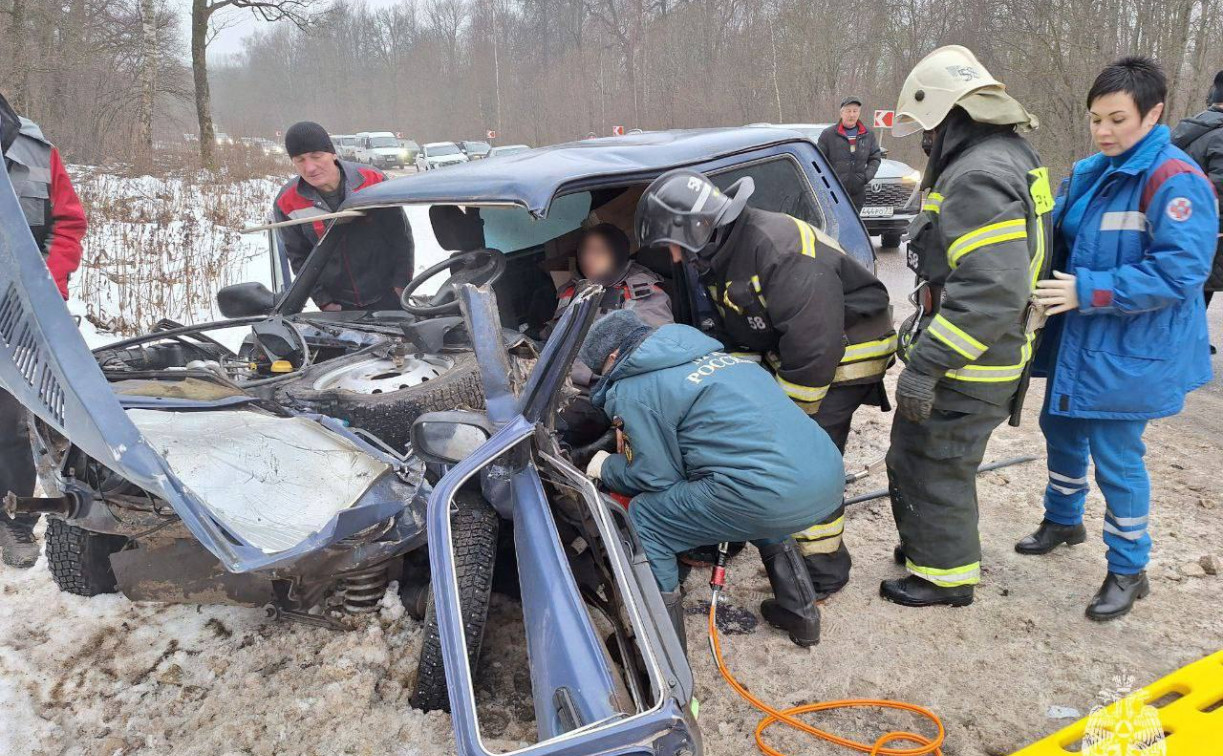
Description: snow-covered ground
xmin=66 ymin=168 xmax=449 ymax=353
xmin=2 ymin=170 xmax=1219 ymax=756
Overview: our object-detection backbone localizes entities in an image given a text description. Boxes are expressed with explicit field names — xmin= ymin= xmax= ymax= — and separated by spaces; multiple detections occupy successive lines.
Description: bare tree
xmin=189 ymin=0 xmax=319 ymax=166
xmin=138 ymin=0 xmax=158 ymax=150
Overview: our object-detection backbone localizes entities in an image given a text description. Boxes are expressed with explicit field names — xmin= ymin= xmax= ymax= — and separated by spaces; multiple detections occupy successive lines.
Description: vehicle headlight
xmin=904 ymin=169 xmax=922 ymax=183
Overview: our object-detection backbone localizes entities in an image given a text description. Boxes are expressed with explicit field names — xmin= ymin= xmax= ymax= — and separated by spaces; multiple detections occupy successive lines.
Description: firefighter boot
xmin=660 ymin=588 xmax=687 ymax=655
xmin=879 ymin=574 xmax=974 ymax=607
xmin=0 ymin=515 xmax=38 ymax=569
xmin=1086 ymin=571 xmax=1149 ymax=621
xmin=759 ymin=539 xmax=821 ymax=647
xmin=1015 ymin=519 xmax=1087 ymax=555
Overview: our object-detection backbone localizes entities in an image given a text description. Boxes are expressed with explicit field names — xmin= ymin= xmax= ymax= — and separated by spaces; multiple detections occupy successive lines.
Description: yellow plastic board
xmin=1012 ymin=649 xmax=1223 ymax=756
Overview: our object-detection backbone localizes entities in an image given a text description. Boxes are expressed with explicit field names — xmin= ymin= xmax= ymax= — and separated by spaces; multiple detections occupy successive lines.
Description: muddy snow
xmin=0 ymin=173 xmax=1220 ymax=755
xmin=2 ymin=385 xmax=1218 ymax=756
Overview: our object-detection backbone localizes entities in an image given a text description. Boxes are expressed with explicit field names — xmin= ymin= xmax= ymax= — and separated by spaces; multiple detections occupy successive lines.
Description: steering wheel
xmin=400 ymin=248 xmax=507 ymax=317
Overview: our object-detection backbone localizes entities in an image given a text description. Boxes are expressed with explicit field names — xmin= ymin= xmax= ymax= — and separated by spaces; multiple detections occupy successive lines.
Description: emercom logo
xmin=1083 ymin=674 xmax=1166 ymax=756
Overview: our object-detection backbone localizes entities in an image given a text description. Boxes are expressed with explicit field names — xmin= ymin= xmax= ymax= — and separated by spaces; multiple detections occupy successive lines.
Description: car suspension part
xmin=340 ymin=565 xmax=390 ymax=614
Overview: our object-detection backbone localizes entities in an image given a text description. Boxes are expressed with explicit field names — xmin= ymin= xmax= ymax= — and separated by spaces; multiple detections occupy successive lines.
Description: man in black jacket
xmin=1172 ymin=70 xmax=1223 ymax=352
xmin=635 ymin=169 xmax=896 ymax=598
xmin=817 ymin=97 xmax=883 ymax=210
xmin=272 ymin=122 xmax=414 ymax=311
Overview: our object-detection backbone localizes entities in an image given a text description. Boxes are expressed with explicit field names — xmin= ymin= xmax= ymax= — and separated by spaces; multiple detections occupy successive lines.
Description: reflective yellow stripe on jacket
xmin=947 ymin=218 xmax=1028 ymax=268
xmin=776 ymin=374 xmax=829 ymax=413
xmin=944 ymin=333 xmax=1034 ymax=383
xmin=922 ymin=192 xmax=944 ymax=214
xmin=927 ymin=314 xmax=986 ymax=360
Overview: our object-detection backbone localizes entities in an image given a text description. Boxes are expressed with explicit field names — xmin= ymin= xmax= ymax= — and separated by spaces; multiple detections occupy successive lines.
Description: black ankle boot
xmin=1086 ymin=571 xmax=1149 ymax=621
xmin=758 ymin=539 xmax=821 ymax=647
xmin=1015 ymin=519 xmax=1087 ymax=555
xmin=660 ymin=588 xmax=687 ymax=654
xmin=880 ymin=574 xmax=974 ymax=607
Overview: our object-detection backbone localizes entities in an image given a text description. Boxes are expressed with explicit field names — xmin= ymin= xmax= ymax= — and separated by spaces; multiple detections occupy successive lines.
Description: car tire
xmin=276 ymin=351 xmax=485 ymax=452
xmin=409 ymin=493 xmax=499 ymax=713
xmin=45 ymin=518 xmax=128 ymax=597
xmin=881 ymin=232 xmax=903 ymax=250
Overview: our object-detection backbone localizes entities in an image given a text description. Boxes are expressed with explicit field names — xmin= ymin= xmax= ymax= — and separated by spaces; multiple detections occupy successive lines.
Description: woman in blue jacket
xmin=1021 ymin=57 xmax=1217 ymax=620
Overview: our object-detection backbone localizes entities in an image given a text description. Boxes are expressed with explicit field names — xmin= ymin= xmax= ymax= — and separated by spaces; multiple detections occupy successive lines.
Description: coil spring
xmin=340 ymin=566 xmax=389 ymax=614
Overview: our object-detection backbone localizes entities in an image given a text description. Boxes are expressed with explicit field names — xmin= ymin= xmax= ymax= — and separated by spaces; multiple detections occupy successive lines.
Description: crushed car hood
xmin=0 ymin=166 xmax=414 ymax=573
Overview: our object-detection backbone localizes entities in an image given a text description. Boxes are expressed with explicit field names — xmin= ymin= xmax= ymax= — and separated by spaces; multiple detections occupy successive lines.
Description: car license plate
xmin=860 ymin=206 xmax=894 ymax=218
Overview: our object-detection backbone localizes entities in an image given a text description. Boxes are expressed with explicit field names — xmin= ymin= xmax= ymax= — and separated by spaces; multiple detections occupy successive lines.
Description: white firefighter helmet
xmin=893 ymin=45 xmax=1002 ymax=138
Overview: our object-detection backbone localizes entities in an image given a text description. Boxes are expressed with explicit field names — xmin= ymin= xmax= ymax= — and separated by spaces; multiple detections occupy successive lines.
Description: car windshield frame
xmin=370 ymin=136 xmax=398 ymax=148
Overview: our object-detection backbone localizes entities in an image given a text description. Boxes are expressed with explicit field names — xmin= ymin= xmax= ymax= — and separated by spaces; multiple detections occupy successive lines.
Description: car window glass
xmin=479 ymin=192 xmax=592 ymax=253
xmin=710 ymin=156 xmax=824 ymax=229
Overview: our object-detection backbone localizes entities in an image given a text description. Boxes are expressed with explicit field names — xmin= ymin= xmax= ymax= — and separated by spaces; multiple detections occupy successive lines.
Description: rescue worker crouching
xmin=0 ymin=92 xmax=87 ymax=568
xmin=634 ymin=168 xmax=896 ymax=600
xmin=577 ymin=310 xmax=844 ymax=648
xmin=884 ymin=45 xmax=1050 ymax=607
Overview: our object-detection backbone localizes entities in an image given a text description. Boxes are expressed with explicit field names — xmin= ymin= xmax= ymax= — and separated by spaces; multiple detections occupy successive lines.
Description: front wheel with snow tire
xmin=409 ymin=493 xmax=499 ymax=713
xmin=45 ymin=518 xmax=129 ymax=597
xmin=276 ymin=351 xmax=485 ymax=452
xmin=880 ymin=232 xmax=903 ymax=250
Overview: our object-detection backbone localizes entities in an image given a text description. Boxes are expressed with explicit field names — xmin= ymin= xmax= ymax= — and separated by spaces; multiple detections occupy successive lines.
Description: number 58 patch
xmin=1166 ymin=197 xmax=1193 ymax=222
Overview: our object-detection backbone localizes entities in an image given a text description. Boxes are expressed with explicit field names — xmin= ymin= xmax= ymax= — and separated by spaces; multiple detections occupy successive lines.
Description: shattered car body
xmin=418 ymin=284 xmax=701 ymax=756
xmin=0 ymin=128 xmax=869 ymax=753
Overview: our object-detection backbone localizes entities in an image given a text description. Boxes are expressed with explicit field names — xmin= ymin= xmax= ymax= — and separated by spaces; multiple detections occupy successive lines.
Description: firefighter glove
xmin=895 ymin=366 xmax=939 ymax=423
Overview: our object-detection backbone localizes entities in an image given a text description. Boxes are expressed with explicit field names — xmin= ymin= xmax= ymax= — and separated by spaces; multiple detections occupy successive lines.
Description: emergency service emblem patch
xmin=1166 ymin=197 xmax=1192 ymax=222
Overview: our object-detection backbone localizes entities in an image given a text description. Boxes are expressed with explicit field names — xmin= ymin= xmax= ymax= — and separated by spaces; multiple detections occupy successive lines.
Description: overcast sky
xmin=198 ymin=0 xmax=403 ymax=61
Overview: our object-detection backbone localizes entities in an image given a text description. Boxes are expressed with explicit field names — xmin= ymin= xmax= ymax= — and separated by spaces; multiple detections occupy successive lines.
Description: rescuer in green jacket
xmin=884 ymin=45 xmax=1052 ymax=607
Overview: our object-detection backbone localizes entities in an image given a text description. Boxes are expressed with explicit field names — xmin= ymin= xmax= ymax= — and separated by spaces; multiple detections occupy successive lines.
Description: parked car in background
xmin=748 ymin=122 xmax=922 ymax=249
xmin=356 ymin=131 xmax=406 ymax=169
xmin=214 ymin=132 xmax=235 ymax=146
xmin=334 ymin=134 xmax=360 ymax=160
xmin=485 ymin=144 xmax=530 ymax=159
xmin=459 ymin=140 xmax=492 ymax=160
xmin=399 ymin=139 xmax=420 ymax=166
xmin=415 ymin=141 xmax=469 ymax=171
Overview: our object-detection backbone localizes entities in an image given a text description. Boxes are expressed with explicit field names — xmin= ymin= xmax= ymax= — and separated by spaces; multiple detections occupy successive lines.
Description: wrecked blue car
xmin=0 ymin=127 xmax=868 ymax=753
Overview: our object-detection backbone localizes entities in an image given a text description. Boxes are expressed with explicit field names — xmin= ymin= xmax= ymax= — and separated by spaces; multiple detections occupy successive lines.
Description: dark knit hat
xmin=1210 ymin=70 xmax=1223 ymax=106
xmin=579 ymin=309 xmax=652 ymax=373
xmin=284 ymin=121 xmax=335 ymax=158
xmin=840 ymin=95 xmax=863 ymax=108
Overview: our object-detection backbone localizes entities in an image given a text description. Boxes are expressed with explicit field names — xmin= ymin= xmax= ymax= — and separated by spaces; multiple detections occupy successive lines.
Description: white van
xmin=355 ymin=131 xmax=405 ymax=169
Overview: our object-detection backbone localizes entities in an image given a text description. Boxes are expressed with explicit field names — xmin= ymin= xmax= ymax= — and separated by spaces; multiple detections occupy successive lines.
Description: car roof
xmin=348 ymin=127 xmax=811 ymax=217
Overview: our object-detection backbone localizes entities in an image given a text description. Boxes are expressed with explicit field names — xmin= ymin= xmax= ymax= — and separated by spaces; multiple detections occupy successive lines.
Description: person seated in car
xmin=577 ymin=309 xmax=844 ymax=650
xmin=548 ymin=224 xmax=673 ymax=387
xmin=272 ymin=121 xmax=414 ymax=312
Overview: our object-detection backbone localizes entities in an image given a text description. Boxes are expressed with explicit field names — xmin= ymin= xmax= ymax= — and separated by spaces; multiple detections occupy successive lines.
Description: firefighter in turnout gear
xmin=635 ymin=168 xmax=896 ymax=598
xmin=883 ymin=45 xmax=1051 ymax=607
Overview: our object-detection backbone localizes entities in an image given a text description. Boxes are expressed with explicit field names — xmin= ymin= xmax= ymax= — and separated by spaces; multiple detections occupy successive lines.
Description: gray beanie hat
xmin=579 ymin=310 xmax=652 ymax=373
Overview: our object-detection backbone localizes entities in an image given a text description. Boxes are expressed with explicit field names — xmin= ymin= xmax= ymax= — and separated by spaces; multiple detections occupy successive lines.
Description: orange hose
xmin=707 ymin=596 xmax=945 ymax=756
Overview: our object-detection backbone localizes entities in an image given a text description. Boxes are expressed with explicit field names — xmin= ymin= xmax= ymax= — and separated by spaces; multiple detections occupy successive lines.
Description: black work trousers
xmin=0 ymin=389 xmax=37 ymax=531
xmin=886 ymin=389 xmax=1010 ymax=587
